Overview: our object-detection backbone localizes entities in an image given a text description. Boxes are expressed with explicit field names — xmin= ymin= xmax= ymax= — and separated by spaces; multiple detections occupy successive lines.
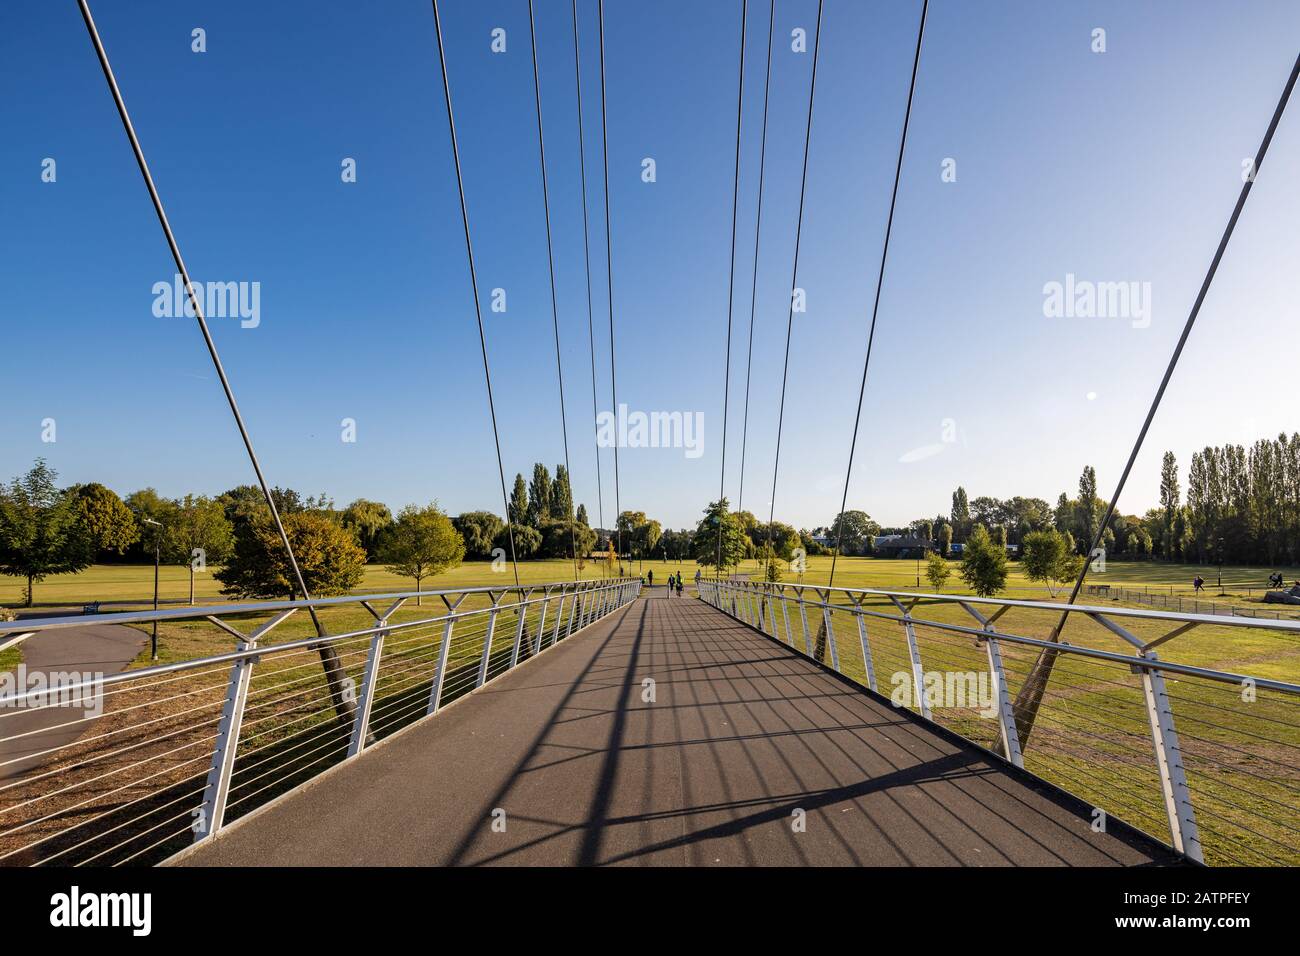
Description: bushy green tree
xmin=1021 ymin=529 xmax=1083 ymax=598
xmin=959 ymin=524 xmax=1007 ymax=597
xmin=508 ymin=474 xmax=529 ymax=526
xmin=527 ymin=464 xmax=552 ymax=527
xmin=165 ymin=494 xmax=234 ymax=604
xmin=925 ymin=552 xmax=951 ymax=591
xmin=70 ymin=483 xmax=139 ymax=557
xmin=216 ymin=511 xmax=365 ymax=599
xmin=383 ymin=504 xmax=464 ymax=604
xmin=0 ymin=460 xmax=90 ymax=606
xmin=495 ymin=523 xmax=541 ymax=559
xmin=692 ymin=499 xmax=747 ymax=573
xmin=341 ymin=499 xmax=394 ymax=561
xmin=454 ymin=511 xmax=505 ymax=559
xmin=550 ymin=465 xmax=574 ymax=520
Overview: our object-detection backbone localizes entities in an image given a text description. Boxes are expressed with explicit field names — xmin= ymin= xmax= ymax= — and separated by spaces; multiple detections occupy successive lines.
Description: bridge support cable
xmin=74 ymin=0 xmax=361 ymax=723
xmin=597 ymin=0 xmax=623 ymax=565
xmin=735 ymin=0 xmax=776 ymax=518
xmin=1013 ymin=52 xmax=1300 ymax=748
xmin=762 ymin=0 xmax=823 ymax=583
xmin=527 ymin=0 xmax=580 ymax=580
xmin=714 ymin=0 xmax=750 ymax=577
xmin=572 ymin=0 xmax=606 ymax=536
xmin=827 ymin=0 xmax=928 ymax=587
xmin=430 ymin=0 xmax=521 ymax=590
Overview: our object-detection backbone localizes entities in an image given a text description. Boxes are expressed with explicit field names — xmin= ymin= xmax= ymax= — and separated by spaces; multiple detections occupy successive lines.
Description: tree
xmin=165 ymin=495 xmax=233 ymax=604
xmin=216 ymin=512 xmax=365 ymax=600
xmin=341 ymin=499 xmax=393 ymax=561
xmin=937 ymin=523 xmax=953 ymax=557
xmin=527 ymin=464 xmax=552 ymax=527
xmin=495 ymin=523 xmax=541 ymax=559
xmin=0 ymin=460 xmax=90 ymax=606
xmin=1159 ymin=451 xmax=1180 ymax=562
xmin=1022 ymin=529 xmax=1083 ymax=598
xmin=550 ymin=465 xmax=574 ymax=520
xmin=829 ymin=510 xmax=879 ymax=555
xmin=692 ymin=499 xmax=747 ymax=573
xmin=383 ymin=504 xmax=465 ymax=604
xmin=925 ymin=552 xmax=951 ymax=591
xmin=1077 ymin=465 xmax=1100 ymax=554
xmin=453 ymin=511 xmax=505 ymax=559
xmin=959 ymin=524 xmax=1007 ymax=597
xmin=541 ymin=520 xmax=596 ymax=559
xmin=70 ymin=483 xmax=139 ymax=557
xmin=951 ymin=487 xmax=971 ymax=541
xmin=508 ymin=474 xmax=529 ymax=526
xmin=576 ymin=503 xmax=590 ymax=527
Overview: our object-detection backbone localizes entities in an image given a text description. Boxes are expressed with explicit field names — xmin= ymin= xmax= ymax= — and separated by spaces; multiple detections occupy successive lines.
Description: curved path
xmin=178 ymin=592 xmax=1178 ymax=866
xmin=0 ymin=624 xmax=148 ymax=782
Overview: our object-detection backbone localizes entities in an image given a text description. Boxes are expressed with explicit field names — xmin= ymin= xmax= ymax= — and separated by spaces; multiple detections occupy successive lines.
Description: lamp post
xmin=142 ymin=517 xmax=161 ymax=660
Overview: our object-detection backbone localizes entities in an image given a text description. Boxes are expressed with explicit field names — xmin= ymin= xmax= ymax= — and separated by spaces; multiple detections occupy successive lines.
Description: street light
xmin=142 ymin=517 xmax=162 ymax=660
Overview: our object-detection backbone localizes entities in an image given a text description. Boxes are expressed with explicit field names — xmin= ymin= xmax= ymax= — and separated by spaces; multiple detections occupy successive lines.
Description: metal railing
xmin=699 ymin=578 xmax=1300 ymax=866
xmin=0 ymin=577 xmax=639 ymax=866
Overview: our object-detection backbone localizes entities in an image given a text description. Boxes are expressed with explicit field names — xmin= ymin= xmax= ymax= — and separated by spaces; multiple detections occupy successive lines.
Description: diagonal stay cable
xmin=736 ymin=0 xmax=776 ymax=518
xmin=430 ymin=0 xmax=520 ymax=589
xmin=715 ymin=0 xmax=749 ymax=576
xmin=828 ymin=0 xmax=928 ymax=587
xmin=763 ymin=0 xmax=823 ymax=575
xmin=75 ymin=2 xmax=328 ymax=646
xmin=527 ymin=0 xmax=579 ymax=580
xmin=572 ymin=0 xmax=606 ymax=537
xmin=1014 ymin=52 xmax=1300 ymax=748
xmin=597 ymin=0 xmax=622 ymax=565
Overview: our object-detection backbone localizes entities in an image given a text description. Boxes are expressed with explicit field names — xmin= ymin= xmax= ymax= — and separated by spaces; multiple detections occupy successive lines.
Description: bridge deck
xmin=178 ymin=590 xmax=1177 ymax=866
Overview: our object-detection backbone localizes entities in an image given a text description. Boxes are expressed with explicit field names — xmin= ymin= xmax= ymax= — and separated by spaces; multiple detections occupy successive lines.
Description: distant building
xmin=873 ymin=534 xmax=932 ymax=559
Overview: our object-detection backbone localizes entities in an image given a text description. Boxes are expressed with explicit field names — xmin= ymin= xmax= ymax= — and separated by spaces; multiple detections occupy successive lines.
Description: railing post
xmin=347 ymin=622 xmax=386 ymax=758
xmin=1141 ymin=655 xmax=1203 ymax=862
xmin=854 ymin=610 xmax=876 ymax=692
xmin=477 ymin=595 xmax=503 ymax=688
xmin=533 ymin=591 xmax=550 ymax=656
xmin=796 ymin=592 xmax=813 ymax=655
xmin=194 ymin=638 xmax=256 ymax=842
xmin=983 ymin=634 xmax=1023 ymax=768
xmin=780 ymin=595 xmax=794 ymax=646
xmin=567 ymin=587 xmax=580 ymax=636
xmin=508 ymin=593 xmax=531 ymax=668
xmin=428 ymin=593 xmax=467 ymax=716
xmin=903 ymin=614 xmax=929 ymax=719
xmin=821 ymin=605 xmax=841 ymax=672
xmin=550 ymin=591 xmax=566 ymax=648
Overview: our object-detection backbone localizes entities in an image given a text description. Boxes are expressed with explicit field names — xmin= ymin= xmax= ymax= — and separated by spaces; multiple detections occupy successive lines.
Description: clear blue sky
xmin=2 ymin=1 xmax=1297 ymax=531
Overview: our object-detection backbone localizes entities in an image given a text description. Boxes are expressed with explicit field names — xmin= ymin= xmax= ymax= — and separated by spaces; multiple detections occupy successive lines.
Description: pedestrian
xmin=1193 ymin=575 xmax=1204 ymax=593
xmin=675 ymin=576 xmax=683 ymax=597
xmin=647 ymin=569 xmax=654 ymax=589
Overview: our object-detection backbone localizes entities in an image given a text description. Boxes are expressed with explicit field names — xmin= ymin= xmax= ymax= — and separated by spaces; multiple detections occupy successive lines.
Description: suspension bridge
xmin=1 ymin=1 xmax=1297 ymax=867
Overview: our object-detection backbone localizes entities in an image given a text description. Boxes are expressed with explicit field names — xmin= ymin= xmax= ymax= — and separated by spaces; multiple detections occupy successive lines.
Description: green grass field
xmin=2 ymin=554 xmax=1296 ymax=613
xmin=2 ymin=555 xmax=1297 ymax=865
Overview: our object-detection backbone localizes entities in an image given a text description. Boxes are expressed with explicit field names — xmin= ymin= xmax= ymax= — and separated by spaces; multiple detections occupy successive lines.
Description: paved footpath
xmin=1 ymin=624 xmax=148 ymax=782
xmin=180 ymin=591 xmax=1178 ymax=866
